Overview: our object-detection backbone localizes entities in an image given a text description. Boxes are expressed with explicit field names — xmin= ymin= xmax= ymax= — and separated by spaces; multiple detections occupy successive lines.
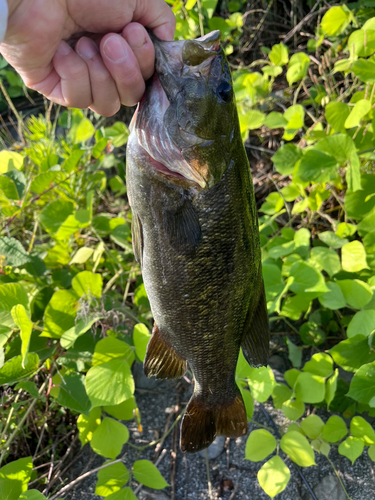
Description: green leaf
xmin=133 ymin=460 xmax=169 ymax=489
xmin=310 ymin=247 xmax=341 ymax=277
xmin=271 ymin=144 xmax=302 ymax=175
xmin=321 ymin=6 xmax=351 ymax=36
xmin=281 ymin=293 xmax=312 ymax=321
xmin=15 ymin=381 xmax=40 ymax=399
xmin=284 ymin=368 xmax=300 ymax=388
xmin=11 ymin=305 xmax=32 ymax=368
xmin=286 ymin=52 xmax=310 ymax=84
xmin=19 ymin=490 xmax=47 ymax=500
xmin=338 ymin=436 xmax=364 ymax=464
xmin=301 ymin=415 xmax=324 ymax=439
xmin=0 ymin=237 xmax=31 ymax=267
xmin=298 ymin=149 xmax=337 ymax=183
xmin=0 ymin=457 xmax=32 ymax=500
xmin=70 ymin=247 xmax=94 ymax=265
xmin=303 ymin=353 xmax=333 ymax=378
xmin=257 ymin=456 xmax=290 ymax=498
xmin=86 ymin=358 xmax=135 ymax=408
xmin=0 ymin=150 xmax=23 ymax=173
xmin=345 ymin=174 xmax=375 ymax=219
xmin=60 ymin=315 xmax=101 ymax=349
xmin=185 ymin=0 xmax=197 ymax=9
xmin=285 ymin=337 xmax=302 ymax=368
xmin=240 ymin=388 xmax=254 ymax=420
xmin=77 ymin=407 xmax=101 ymax=446
xmin=280 ymin=431 xmax=316 ymax=466
xmin=110 ymin=224 xmax=131 ymax=250
xmin=133 ymin=323 xmax=151 ymax=362
xmin=246 ymin=366 xmax=275 ymax=402
xmin=95 ymin=463 xmax=129 ymax=497
xmin=272 ymin=383 xmax=292 ymax=410
xmin=72 ymin=271 xmax=103 ymax=299
xmin=289 ymin=261 xmax=328 ymax=294
xmin=91 ymin=418 xmax=129 ymax=458
xmin=0 ymin=353 xmax=39 ymax=385
xmin=348 ymin=28 xmax=375 ymax=57
xmin=368 ymin=444 xmax=375 ymax=461
xmin=336 ymin=222 xmax=357 ymax=238
xmin=341 ymin=241 xmax=369 ymax=272
xmin=58 ymin=371 xmax=91 ymax=414
xmin=0 ymin=175 xmax=19 ymax=200
xmin=68 ymin=110 xmax=95 ymax=144
xmin=262 ymin=264 xmax=284 ymax=300
xmin=347 ymin=361 xmax=375 ymax=406
xmin=264 ymin=111 xmax=287 ymax=129
xmin=283 ymin=105 xmax=305 ymax=140
xmin=105 ymin=487 xmax=137 ymax=500
xmin=350 ymin=416 xmax=375 ymax=445
xmin=30 ymin=169 xmax=60 ymax=194
xmin=347 ymin=310 xmax=375 ymax=339
xmin=325 ymin=368 xmax=339 ymax=408
xmin=337 ymin=279 xmax=372 ymax=309
xmin=299 ymin=322 xmax=326 ymax=346
xmin=345 ymin=99 xmax=371 ymax=128
xmin=103 ymin=122 xmax=129 ymax=147
xmin=322 ymin=415 xmax=347 ymax=443
xmin=42 ymin=289 xmax=78 ymax=338
xmin=269 ymin=43 xmax=289 ymax=66
xmin=329 ymin=335 xmax=375 ymax=372
xmin=325 ymin=101 xmax=350 ymax=132
xmin=92 ymin=337 xmax=135 ymax=367
xmin=318 ymin=282 xmax=346 ymax=310
xmin=245 ymin=429 xmax=276 ymax=462
xmin=0 ymin=283 xmax=29 ymax=328
xmin=282 ymin=399 xmax=305 ymax=420
xmin=62 ymin=149 xmax=84 ymax=173
xmin=239 ymin=110 xmax=266 ymax=132
xmin=295 ymin=372 xmax=326 ymax=403
xmin=319 ymin=231 xmax=348 ymax=248
xmin=39 ymin=199 xmax=75 ymax=233
xmin=104 ymin=397 xmax=137 ymax=421
xmin=352 ymin=58 xmax=375 ymax=83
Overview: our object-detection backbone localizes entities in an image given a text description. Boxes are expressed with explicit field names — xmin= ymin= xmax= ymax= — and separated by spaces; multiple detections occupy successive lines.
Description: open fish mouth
xmin=130 ymin=31 xmax=222 ymax=189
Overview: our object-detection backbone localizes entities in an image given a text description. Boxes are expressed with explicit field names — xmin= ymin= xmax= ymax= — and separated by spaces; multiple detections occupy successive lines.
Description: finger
xmin=100 ymin=33 xmax=145 ymax=107
xmin=30 ymin=40 xmax=92 ymax=109
xmin=75 ymin=37 xmax=120 ymax=117
xmin=122 ymin=23 xmax=155 ymax=81
xmin=134 ymin=0 xmax=176 ymax=41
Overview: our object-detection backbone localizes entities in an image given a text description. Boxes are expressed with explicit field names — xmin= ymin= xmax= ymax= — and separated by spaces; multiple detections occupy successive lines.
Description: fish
xmin=126 ymin=30 xmax=269 ymax=453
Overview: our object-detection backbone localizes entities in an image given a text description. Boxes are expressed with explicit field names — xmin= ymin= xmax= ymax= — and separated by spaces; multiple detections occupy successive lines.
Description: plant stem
xmin=0 ymin=380 xmax=47 ymax=466
xmin=326 ymin=455 xmax=353 ymax=500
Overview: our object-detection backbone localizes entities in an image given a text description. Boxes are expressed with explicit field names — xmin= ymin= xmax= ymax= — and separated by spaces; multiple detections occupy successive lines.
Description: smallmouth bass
xmin=126 ymin=30 xmax=269 ymax=453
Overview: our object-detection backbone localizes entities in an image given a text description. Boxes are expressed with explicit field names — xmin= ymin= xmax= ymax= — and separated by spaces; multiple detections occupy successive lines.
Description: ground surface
xmin=63 ymin=360 xmax=375 ymax=500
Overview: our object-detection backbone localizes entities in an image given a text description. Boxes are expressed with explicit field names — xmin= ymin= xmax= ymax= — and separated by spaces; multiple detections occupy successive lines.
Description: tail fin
xmin=180 ymin=392 xmax=247 ymax=453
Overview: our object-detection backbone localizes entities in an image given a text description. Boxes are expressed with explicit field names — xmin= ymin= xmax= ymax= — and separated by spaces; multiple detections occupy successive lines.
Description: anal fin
xmin=241 ymin=281 xmax=269 ymax=367
xmin=180 ymin=391 xmax=247 ymax=453
xmin=144 ymin=324 xmax=186 ymax=379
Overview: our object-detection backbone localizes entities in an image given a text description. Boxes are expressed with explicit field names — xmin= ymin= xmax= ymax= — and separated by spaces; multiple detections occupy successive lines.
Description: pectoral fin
xmin=241 ymin=282 xmax=269 ymax=367
xmin=131 ymin=212 xmax=143 ymax=266
xmin=162 ymin=198 xmax=201 ymax=254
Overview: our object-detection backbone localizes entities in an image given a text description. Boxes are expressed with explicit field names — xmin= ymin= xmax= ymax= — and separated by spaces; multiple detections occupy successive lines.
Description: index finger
xmin=133 ymin=0 xmax=176 ymax=41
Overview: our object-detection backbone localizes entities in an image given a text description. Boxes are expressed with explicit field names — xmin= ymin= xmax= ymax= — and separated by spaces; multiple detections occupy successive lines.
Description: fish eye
xmin=216 ymin=80 xmax=232 ymax=102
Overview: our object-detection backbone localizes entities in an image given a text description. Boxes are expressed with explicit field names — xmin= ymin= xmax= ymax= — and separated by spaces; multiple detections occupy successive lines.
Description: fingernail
xmin=77 ymin=38 xmax=98 ymax=60
xmin=103 ymin=35 xmax=128 ymax=63
xmin=56 ymin=41 xmax=71 ymax=56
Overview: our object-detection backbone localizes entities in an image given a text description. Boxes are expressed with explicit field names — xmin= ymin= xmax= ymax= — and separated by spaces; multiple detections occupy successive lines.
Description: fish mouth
xmin=130 ymin=31 xmax=221 ymax=189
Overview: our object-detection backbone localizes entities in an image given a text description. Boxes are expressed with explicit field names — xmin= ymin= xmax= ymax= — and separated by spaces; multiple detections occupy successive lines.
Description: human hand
xmin=0 ymin=0 xmax=175 ymax=115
